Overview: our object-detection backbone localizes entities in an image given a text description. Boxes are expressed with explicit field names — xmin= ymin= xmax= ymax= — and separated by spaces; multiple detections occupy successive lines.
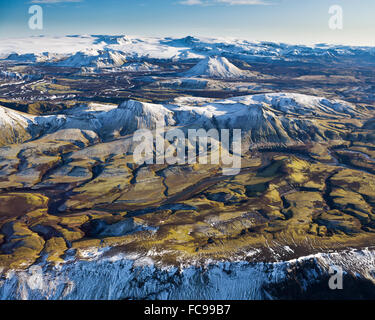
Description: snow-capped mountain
xmin=0 ymin=107 xmax=36 ymax=145
xmin=79 ymin=62 xmax=159 ymax=74
xmin=0 ymin=100 xmax=176 ymax=145
xmin=56 ymin=50 xmax=127 ymax=68
xmin=4 ymin=52 xmax=63 ymax=63
xmin=181 ymin=56 xmax=252 ymax=79
xmin=1 ymin=35 xmax=375 ymax=67
xmin=121 ymin=62 xmax=159 ymax=72
xmin=0 ymin=93 xmax=361 ymax=147
xmin=173 ymin=92 xmax=360 ymax=126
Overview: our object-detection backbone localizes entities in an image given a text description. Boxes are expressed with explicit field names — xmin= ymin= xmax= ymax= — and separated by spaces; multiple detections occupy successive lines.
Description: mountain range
xmin=2 ymin=35 xmax=375 ymax=66
xmin=0 ymin=93 xmax=363 ymax=147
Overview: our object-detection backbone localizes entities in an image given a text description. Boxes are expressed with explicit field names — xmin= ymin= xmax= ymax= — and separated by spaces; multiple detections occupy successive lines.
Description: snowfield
xmin=1 ymin=35 xmax=375 ymax=65
xmin=1 ymin=248 xmax=375 ymax=300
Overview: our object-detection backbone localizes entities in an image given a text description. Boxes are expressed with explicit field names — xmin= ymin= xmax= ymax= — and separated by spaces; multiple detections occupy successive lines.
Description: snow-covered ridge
xmin=1 ymin=248 xmax=374 ymax=300
xmin=56 ymin=50 xmax=127 ymax=68
xmin=0 ymin=93 xmax=359 ymax=146
xmin=0 ymin=70 xmax=40 ymax=81
xmin=1 ymin=35 xmax=375 ymax=65
xmin=0 ymin=106 xmax=36 ymax=129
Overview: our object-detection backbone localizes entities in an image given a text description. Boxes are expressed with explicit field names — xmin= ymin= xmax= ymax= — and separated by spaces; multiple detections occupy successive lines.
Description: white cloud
xmin=179 ymin=0 xmax=270 ymax=5
xmin=217 ymin=0 xmax=269 ymax=4
xmin=30 ymin=0 xmax=83 ymax=3
xmin=179 ymin=0 xmax=204 ymax=5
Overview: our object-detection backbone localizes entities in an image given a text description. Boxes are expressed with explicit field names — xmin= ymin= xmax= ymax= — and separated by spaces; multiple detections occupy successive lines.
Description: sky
xmin=0 ymin=0 xmax=374 ymax=45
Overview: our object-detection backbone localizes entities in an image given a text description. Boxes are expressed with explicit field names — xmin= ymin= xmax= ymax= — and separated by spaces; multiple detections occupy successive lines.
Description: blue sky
xmin=0 ymin=0 xmax=374 ymax=45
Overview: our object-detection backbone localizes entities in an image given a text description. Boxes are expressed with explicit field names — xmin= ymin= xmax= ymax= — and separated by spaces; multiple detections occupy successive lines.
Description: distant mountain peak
xmin=182 ymin=56 xmax=249 ymax=79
